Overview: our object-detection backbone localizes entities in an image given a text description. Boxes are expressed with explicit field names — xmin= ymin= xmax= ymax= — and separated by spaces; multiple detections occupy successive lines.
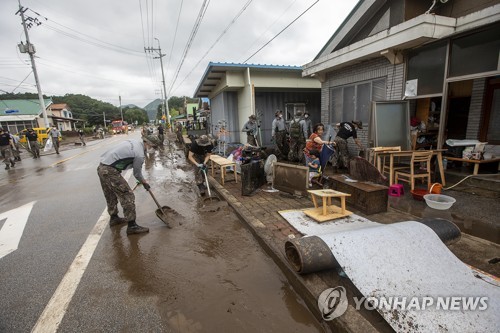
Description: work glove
xmin=143 ymin=182 xmax=151 ymax=191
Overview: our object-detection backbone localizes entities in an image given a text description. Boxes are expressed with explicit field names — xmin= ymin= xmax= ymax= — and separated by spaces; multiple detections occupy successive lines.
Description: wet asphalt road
xmin=0 ymin=133 xmax=323 ymax=332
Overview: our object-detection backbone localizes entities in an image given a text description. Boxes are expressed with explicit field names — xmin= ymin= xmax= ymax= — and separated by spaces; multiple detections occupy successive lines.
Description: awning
xmin=0 ymin=115 xmax=38 ymax=122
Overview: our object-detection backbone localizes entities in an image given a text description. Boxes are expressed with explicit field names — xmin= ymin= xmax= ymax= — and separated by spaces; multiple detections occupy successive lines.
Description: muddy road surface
xmin=60 ymin=137 xmax=324 ymax=332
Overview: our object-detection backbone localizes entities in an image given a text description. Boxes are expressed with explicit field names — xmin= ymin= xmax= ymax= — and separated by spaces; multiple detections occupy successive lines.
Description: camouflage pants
xmin=51 ymin=137 xmax=60 ymax=153
xmin=274 ymin=131 xmax=287 ymax=159
xmin=97 ymin=164 xmax=136 ymax=221
xmin=28 ymin=140 xmax=40 ymax=157
xmin=332 ymin=136 xmax=350 ymax=169
xmin=288 ymin=139 xmax=305 ymax=162
xmin=1 ymin=146 xmax=14 ymax=166
xmin=246 ymin=133 xmax=257 ymax=146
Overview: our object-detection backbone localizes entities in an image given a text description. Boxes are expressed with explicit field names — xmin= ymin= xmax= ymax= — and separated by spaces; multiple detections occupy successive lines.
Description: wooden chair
xmin=379 ymin=146 xmax=409 ymax=178
xmin=394 ymin=150 xmax=433 ymax=190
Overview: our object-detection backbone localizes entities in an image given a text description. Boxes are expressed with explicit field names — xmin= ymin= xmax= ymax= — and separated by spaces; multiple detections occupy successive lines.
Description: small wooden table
xmin=445 ymin=157 xmax=500 ymax=175
xmin=209 ymin=155 xmax=238 ymax=185
xmin=304 ymin=189 xmax=352 ymax=222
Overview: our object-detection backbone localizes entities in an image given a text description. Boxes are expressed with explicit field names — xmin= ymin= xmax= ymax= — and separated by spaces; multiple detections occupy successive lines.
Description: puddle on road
xmin=107 ymin=140 xmax=323 ymax=332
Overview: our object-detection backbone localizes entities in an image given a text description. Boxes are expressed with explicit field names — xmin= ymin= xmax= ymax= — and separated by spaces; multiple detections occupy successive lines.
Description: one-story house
xmin=0 ymin=99 xmax=79 ymax=133
xmin=0 ymin=98 xmax=52 ymax=134
xmin=193 ymin=62 xmax=321 ymax=145
xmin=303 ymin=0 xmax=499 ymax=157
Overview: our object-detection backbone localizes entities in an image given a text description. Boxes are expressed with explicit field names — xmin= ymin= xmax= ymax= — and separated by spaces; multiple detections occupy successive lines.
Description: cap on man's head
xmin=249 ymin=115 xmax=256 ymax=120
xmin=295 ymin=111 xmax=303 ymax=117
xmin=196 ymin=134 xmax=211 ymax=146
xmin=275 ymin=110 xmax=282 ymax=116
xmin=352 ymin=120 xmax=363 ymax=129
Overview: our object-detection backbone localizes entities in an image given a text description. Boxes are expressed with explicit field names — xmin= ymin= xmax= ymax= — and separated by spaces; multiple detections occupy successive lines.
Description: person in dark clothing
xmin=26 ymin=128 xmax=41 ymax=158
xmin=157 ymin=125 xmax=165 ymax=144
xmin=187 ymin=135 xmax=213 ymax=195
xmin=78 ymin=129 xmax=86 ymax=146
xmin=332 ymin=121 xmax=363 ymax=170
xmin=97 ymin=138 xmax=154 ymax=235
xmin=0 ymin=128 xmax=15 ymax=170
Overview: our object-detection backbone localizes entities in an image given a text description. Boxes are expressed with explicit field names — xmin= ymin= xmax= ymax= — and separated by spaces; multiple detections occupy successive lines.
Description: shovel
xmin=147 ymin=188 xmax=173 ymax=228
xmin=201 ymin=168 xmax=221 ymax=203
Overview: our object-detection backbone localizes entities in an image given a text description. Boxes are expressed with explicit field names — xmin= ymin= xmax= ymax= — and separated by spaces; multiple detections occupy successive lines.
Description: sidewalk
xmin=207 ymin=170 xmax=500 ymax=332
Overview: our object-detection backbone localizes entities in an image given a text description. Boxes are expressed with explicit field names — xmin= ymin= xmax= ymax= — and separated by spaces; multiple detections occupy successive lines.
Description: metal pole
xmin=17 ymin=0 xmax=50 ymax=128
xmin=119 ymin=95 xmax=123 ymax=122
xmin=154 ymin=38 xmax=171 ymax=131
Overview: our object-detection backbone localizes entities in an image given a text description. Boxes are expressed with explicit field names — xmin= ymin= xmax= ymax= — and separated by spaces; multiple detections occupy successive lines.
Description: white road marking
xmin=32 ymin=169 xmax=133 ymax=332
xmin=0 ymin=201 xmax=36 ymax=260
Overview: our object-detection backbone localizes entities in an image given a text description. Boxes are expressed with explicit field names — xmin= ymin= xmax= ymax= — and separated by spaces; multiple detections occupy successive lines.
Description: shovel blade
xmin=155 ymin=206 xmax=172 ymax=228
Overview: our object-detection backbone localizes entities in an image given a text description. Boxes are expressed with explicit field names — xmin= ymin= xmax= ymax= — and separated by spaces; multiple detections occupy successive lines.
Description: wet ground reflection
xmin=109 ymin=138 xmax=323 ymax=332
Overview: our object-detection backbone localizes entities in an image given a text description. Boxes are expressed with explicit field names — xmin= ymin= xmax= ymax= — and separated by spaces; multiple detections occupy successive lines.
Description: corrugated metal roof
xmin=0 ymin=99 xmax=52 ymax=116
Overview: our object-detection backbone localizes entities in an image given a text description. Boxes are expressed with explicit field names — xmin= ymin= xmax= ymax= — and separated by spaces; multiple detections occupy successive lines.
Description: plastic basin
xmin=410 ymin=189 xmax=428 ymax=201
xmin=423 ymin=194 xmax=456 ymax=210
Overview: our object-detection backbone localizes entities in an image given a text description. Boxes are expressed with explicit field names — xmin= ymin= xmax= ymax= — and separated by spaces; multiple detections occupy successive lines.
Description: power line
xmin=239 ymin=0 xmax=297 ymax=62
xmin=166 ymin=0 xmax=184 ymax=78
xmin=168 ymin=0 xmax=211 ymax=95
xmin=28 ymin=8 xmax=144 ymax=56
xmin=243 ymin=0 xmax=319 ymax=63
xmin=171 ymin=0 xmax=254 ymax=94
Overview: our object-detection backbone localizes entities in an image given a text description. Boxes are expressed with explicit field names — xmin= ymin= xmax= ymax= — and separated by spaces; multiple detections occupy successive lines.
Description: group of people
xmin=1 ymin=125 xmax=64 ymax=171
xmin=96 ymin=116 xmax=363 ymax=236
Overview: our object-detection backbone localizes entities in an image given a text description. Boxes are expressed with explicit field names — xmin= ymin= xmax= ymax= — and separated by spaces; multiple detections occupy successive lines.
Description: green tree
xmin=124 ymin=107 xmax=148 ymax=125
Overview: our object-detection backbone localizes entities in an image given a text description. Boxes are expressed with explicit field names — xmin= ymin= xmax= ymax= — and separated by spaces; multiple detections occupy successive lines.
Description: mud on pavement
xmin=99 ymin=138 xmax=325 ymax=332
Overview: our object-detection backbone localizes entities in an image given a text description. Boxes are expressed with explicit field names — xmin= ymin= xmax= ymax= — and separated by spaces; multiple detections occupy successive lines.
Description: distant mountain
xmin=144 ymin=99 xmax=162 ymax=121
xmin=123 ymin=104 xmax=141 ymax=109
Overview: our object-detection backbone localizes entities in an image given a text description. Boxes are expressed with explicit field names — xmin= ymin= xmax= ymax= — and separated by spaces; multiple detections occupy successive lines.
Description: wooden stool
xmin=304 ymin=189 xmax=352 ymax=222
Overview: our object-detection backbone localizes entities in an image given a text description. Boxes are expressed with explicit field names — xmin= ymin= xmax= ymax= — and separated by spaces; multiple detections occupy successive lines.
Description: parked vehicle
xmin=16 ymin=127 xmax=61 ymax=145
xmin=111 ymin=120 xmax=128 ymax=134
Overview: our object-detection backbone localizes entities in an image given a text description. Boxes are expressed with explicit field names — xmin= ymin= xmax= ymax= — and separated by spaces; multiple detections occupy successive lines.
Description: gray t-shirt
xmin=100 ymin=140 xmax=146 ymax=182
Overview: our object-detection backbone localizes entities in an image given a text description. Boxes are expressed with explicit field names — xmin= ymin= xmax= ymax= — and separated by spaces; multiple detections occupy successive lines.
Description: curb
xmin=207 ymin=176 xmax=384 ymax=333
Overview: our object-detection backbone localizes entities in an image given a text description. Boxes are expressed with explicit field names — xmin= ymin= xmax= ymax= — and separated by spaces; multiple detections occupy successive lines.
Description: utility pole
xmin=119 ymin=95 xmax=123 ymax=121
xmin=145 ymin=38 xmax=171 ymax=131
xmin=103 ymin=111 xmax=106 ymax=129
xmin=16 ymin=0 xmax=50 ymax=128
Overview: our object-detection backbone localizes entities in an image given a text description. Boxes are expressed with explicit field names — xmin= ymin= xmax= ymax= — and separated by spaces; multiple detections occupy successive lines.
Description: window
xmin=330 ymin=78 xmax=386 ymax=124
xmin=449 ymin=25 xmax=500 ymax=78
xmin=407 ymin=41 xmax=447 ymax=95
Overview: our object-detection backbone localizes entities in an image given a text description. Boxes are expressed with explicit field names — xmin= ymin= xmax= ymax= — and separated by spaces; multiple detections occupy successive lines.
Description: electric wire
xmin=243 ymin=0 xmax=319 ymax=63
xmin=27 ymin=8 xmax=144 ymax=56
xmin=168 ymin=0 xmax=211 ymax=95
xmin=239 ymin=0 xmax=297 ymax=63
xmin=171 ymin=0 xmax=254 ymax=94
xmin=166 ymin=0 xmax=184 ymax=78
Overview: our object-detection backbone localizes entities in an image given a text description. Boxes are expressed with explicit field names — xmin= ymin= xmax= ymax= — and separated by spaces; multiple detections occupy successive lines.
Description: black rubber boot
xmin=10 ymin=161 xmax=15 ymax=167
xmin=5 ymin=165 xmax=10 ymax=170
xmin=109 ymin=215 xmax=127 ymax=227
xmin=126 ymin=221 xmax=149 ymax=235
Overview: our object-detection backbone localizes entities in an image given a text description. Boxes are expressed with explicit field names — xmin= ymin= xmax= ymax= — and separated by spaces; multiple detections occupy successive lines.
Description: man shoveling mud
xmin=187 ymin=135 xmax=213 ymax=196
xmin=97 ymin=138 xmax=154 ymax=235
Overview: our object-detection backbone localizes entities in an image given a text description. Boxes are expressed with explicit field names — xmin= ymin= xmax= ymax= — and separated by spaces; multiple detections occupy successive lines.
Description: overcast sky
xmin=1 ymin=0 xmax=358 ymax=108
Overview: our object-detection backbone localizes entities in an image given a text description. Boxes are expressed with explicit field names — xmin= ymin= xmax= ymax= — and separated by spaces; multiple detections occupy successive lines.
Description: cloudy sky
xmin=1 ymin=0 xmax=358 ymax=108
